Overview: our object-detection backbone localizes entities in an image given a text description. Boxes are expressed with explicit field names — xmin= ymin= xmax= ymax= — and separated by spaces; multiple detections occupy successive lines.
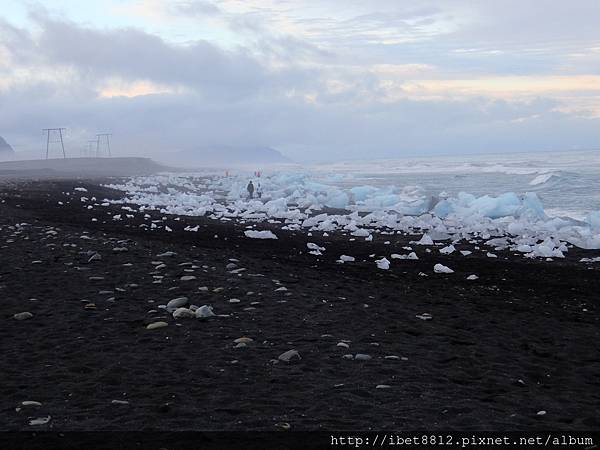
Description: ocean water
xmin=308 ymin=150 xmax=600 ymax=219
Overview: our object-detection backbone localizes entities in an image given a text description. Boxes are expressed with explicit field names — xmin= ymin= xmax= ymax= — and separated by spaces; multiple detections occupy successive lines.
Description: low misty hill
xmin=174 ymin=146 xmax=291 ymax=166
xmin=0 ymin=157 xmax=168 ymax=180
xmin=0 ymin=136 xmax=15 ymax=156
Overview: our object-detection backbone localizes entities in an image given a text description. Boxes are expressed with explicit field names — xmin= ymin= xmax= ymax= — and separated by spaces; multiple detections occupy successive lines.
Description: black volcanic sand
xmin=1 ymin=179 xmax=599 ymax=432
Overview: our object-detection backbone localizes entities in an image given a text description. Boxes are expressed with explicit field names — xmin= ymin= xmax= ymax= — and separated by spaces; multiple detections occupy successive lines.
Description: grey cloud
xmin=1 ymin=5 xmax=600 ymax=162
xmin=169 ymin=0 xmax=222 ymax=16
xmin=24 ymin=12 xmax=268 ymax=98
xmin=3 ymin=79 xmax=598 ymax=162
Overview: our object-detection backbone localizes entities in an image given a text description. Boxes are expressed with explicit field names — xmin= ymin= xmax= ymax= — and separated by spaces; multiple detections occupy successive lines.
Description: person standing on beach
xmin=247 ymin=180 xmax=255 ymax=199
xmin=257 ymin=183 xmax=262 ymax=199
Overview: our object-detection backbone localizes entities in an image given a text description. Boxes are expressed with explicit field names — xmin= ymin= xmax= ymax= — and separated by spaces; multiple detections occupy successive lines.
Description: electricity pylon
xmin=95 ymin=133 xmax=112 ymax=157
xmin=42 ymin=128 xmax=66 ymax=159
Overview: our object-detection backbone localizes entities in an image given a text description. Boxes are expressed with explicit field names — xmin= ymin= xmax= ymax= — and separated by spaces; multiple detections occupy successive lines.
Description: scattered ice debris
xmin=338 ymin=255 xmax=355 ymax=263
xmin=460 ymin=250 xmax=472 ymax=256
xmin=102 ymin=173 xmax=600 ymax=258
xmin=336 ymin=342 xmax=350 ymax=349
xmin=13 ymin=312 xmax=33 ymax=321
xmin=111 ymin=400 xmax=130 ymax=405
xmin=157 ymin=251 xmax=177 ymax=257
xmin=391 ymin=252 xmax=418 ymax=260
xmin=520 ymin=238 xmax=567 ymax=259
xmin=439 ymin=245 xmax=456 ymax=255
xmin=354 ymin=354 xmax=372 ymax=361
xmin=146 ymin=321 xmax=168 ymax=330
xmin=416 ymin=313 xmax=433 ymax=321
xmin=113 ymin=247 xmax=128 ymax=253
xmin=376 ymin=257 xmax=390 ymax=270
xmin=74 ymin=187 xmax=88 ymax=192
xmin=466 ymin=274 xmax=479 ymax=280
xmin=244 ymin=230 xmax=278 ymax=239
xmin=487 ymin=252 xmax=498 ymax=258
xmin=536 ymin=410 xmax=547 ymax=416
xmin=195 ymin=305 xmax=215 ymax=318
xmin=307 ymin=242 xmax=325 ymax=253
xmin=278 ymin=349 xmax=301 ymax=362
xmin=433 ymin=263 xmax=454 ymax=274
xmin=414 ymin=234 xmax=434 ymax=245
xmin=580 ymin=257 xmax=600 ymax=262
xmin=376 ymin=385 xmax=391 ymax=389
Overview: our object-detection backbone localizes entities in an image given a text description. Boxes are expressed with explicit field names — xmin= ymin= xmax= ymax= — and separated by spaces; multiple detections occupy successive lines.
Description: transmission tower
xmin=42 ymin=128 xmax=66 ymax=159
xmin=95 ymin=133 xmax=112 ymax=157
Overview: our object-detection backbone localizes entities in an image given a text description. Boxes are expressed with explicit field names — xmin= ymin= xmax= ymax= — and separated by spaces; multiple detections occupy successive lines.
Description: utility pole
xmin=42 ymin=128 xmax=67 ymax=159
xmin=95 ymin=133 xmax=112 ymax=157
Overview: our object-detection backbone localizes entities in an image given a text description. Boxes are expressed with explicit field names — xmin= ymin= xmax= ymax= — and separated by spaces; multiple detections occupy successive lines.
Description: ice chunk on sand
xmin=434 ymin=263 xmax=454 ymax=273
xmin=376 ymin=258 xmax=390 ymax=270
xmin=580 ymin=257 xmax=600 ymax=262
xmin=439 ymin=245 xmax=455 ymax=255
xmin=195 ymin=305 xmax=215 ymax=318
xmin=351 ymin=228 xmax=370 ymax=237
xmin=391 ymin=252 xmax=418 ymax=260
xmin=244 ymin=230 xmax=278 ymax=239
xmin=307 ymin=242 xmax=325 ymax=254
xmin=414 ymin=234 xmax=434 ymax=245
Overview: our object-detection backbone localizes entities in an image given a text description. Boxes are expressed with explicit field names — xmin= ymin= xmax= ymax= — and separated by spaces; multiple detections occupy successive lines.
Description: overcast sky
xmin=1 ymin=0 xmax=600 ymax=161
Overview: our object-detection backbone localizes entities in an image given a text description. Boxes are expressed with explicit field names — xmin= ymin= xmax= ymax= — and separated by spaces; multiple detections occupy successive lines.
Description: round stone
xmin=13 ymin=312 xmax=33 ymax=321
xmin=146 ymin=321 xmax=168 ymax=330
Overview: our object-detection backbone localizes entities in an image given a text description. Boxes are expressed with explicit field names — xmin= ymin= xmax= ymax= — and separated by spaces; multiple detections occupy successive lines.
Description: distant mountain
xmin=0 ymin=136 xmax=14 ymax=154
xmin=174 ymin=146 xmax=292 ymax=166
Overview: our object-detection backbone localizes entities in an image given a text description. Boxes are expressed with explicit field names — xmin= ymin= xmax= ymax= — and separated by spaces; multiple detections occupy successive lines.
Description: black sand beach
xmin=1 ymin=179 xmax=599 ymax=438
